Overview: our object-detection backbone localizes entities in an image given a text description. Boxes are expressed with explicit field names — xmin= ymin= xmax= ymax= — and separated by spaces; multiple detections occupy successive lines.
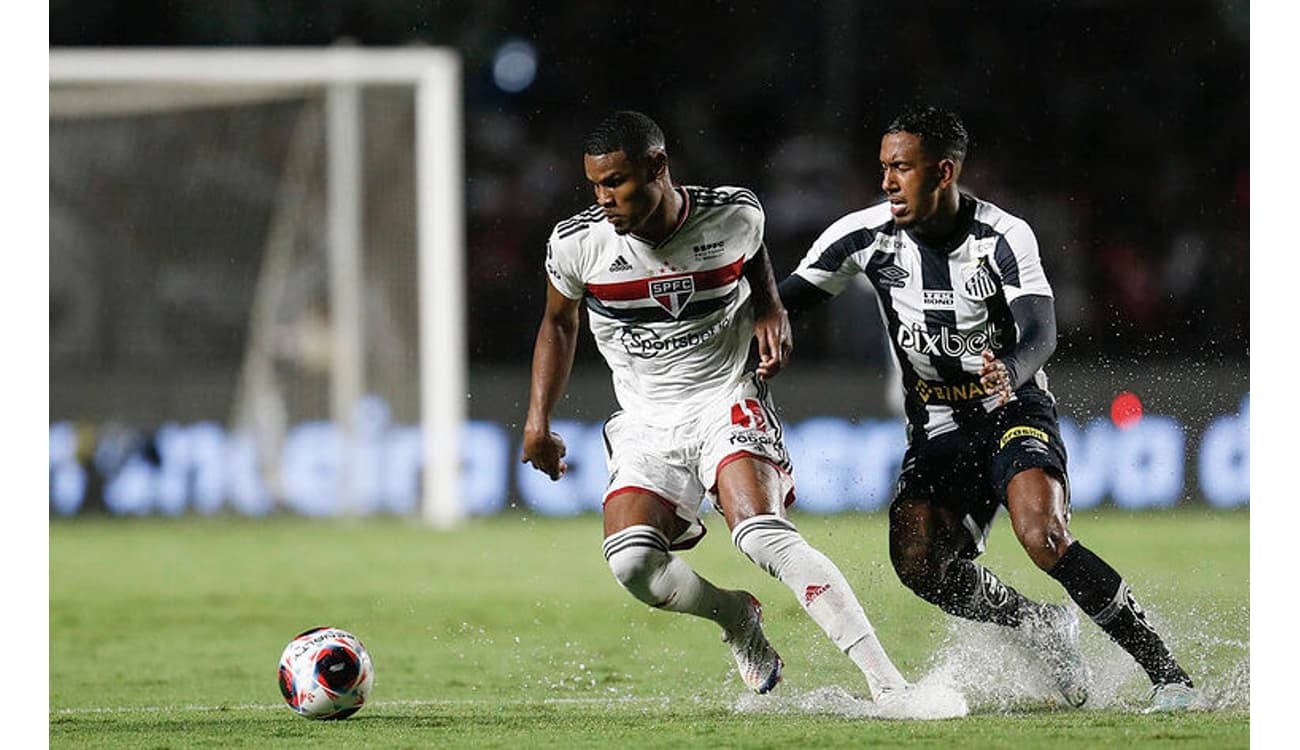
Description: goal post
xmin=50 ymin=47 xmax=467 ymax=528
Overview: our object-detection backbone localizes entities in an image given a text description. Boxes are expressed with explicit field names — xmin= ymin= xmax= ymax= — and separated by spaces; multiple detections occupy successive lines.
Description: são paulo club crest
xmin=648 ymin=276 xmax=695 ymax=318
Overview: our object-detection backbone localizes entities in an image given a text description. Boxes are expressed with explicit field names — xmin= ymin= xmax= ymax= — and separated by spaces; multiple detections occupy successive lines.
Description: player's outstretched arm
xmin=743 ymin=244 xmax=792 ymax=380
xmin=522 ymin=281 xmax=582 ymax=480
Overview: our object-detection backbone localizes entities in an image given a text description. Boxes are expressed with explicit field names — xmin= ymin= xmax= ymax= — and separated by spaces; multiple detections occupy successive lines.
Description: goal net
xmin=49 ymin=47 xmax=467 ymax=527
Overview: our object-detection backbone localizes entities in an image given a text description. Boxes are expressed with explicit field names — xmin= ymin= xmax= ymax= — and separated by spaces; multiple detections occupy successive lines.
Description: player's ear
xmin=937 ymin=158 xmax=959 ymax=189
xmin=646 ymin=149 xmax=668 ymax=181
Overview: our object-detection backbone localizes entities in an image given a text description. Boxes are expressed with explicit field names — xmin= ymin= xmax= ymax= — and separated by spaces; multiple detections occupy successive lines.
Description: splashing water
xmin=733 ymin=680 xmax=968 ymax=720
xmin=917 ymin=602 xmax=1250 ymax=714
xmin=732 ymin=600 xmax=1248 ymax=718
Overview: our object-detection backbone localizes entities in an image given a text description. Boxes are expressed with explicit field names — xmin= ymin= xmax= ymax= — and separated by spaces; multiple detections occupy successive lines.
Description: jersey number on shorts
xmin=731 ymin=399 xmax=768 ymax=432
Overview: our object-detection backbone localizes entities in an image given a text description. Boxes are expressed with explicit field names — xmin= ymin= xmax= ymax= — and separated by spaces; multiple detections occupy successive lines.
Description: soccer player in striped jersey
xmin=779 ymin=105 xmax=1198 ymax=713
xmin=522 ymin=111 xmax=958 ymax=715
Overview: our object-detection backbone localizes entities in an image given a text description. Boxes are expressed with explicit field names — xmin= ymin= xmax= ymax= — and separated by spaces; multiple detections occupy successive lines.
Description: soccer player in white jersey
xmin=779 ymin=105 xmax=1199 ymax=713
xmin=521 ymin=111 xmax=948 ymax=712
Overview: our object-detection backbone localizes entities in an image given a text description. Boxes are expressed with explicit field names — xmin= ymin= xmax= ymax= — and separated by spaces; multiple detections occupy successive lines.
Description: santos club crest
xmin=961 ymin=262 xmax=998 ymax=300
xmin=649 ymin=276 xmax=695 ymax=318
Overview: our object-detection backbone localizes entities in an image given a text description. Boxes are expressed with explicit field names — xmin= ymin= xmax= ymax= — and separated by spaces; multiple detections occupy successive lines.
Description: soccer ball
xmin=277 ymin=626 xmax=375 ymax=719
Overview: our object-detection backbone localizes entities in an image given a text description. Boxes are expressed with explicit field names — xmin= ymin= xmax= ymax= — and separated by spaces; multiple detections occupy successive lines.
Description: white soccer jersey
xmin=546 ymin=185 xmax=764 ymax=426
xmin=793 ymin=193 xmax=1055 ymax=440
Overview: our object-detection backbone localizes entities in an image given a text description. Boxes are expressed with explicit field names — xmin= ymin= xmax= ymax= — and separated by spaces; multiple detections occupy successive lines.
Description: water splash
xmin=915 ymin=601 xmax=1249 ymax=714
xmin=733 ymin=677 xmax=968 ymax=720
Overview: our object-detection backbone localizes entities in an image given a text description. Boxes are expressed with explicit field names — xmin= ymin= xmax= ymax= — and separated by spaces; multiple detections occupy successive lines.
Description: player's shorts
xmin=893 ymin=391 xmax=1069 ymax=558
xmin=601 ymin=373 xmax=795 ymax=550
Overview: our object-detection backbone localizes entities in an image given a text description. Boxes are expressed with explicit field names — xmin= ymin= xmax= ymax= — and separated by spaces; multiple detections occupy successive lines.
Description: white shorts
xmin=601 ymin=374 xmax=795 ymax=550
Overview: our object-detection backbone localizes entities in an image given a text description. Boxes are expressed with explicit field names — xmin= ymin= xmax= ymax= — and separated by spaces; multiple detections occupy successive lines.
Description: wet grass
xmin=50 ymin=509 xmax=1249 ymax=748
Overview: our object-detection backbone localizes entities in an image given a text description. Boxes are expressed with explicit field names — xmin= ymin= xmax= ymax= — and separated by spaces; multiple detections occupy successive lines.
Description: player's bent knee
xmin=1012 ymin=516 xmax=1071 ymax=570
xmin=603 ymin=525 xmax=673 ymax=606
xmin=606 ymin=546 xmax=668 ymax=603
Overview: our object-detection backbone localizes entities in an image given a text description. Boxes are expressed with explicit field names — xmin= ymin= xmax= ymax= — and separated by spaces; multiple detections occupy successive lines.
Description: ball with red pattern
xmin=277 ymin=626 xmax=375 ymax=719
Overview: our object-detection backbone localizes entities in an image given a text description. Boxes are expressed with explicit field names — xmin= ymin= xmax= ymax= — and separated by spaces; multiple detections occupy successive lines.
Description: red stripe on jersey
xmin=585 ymin=256 xmax=746 ymax=301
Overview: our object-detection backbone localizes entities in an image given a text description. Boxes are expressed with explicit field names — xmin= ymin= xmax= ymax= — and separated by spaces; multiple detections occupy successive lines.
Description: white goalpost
xmin=50 ymin=47 xmax=467 ymax=528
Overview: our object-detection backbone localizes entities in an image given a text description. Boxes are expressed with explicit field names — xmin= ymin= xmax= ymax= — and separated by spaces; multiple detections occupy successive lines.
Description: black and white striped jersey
xmin=792 ymin=193 xmax=1055 ymax=441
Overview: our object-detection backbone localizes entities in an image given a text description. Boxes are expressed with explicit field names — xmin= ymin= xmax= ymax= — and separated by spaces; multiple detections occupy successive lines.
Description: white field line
xmin=53 ymin=696 xmax=672 ymax=716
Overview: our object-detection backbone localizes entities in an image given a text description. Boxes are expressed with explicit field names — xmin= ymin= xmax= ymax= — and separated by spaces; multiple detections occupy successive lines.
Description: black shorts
xmin=894 ymin=393 xmax=1069 ymax=557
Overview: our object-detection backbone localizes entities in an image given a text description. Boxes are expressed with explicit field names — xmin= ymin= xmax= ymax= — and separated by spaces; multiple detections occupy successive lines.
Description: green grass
xmin=50 ymin=509 xmax=1249 ymax=748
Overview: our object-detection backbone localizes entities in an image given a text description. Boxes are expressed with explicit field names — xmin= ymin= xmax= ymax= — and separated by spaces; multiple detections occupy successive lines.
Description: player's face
xmin=584 ymin=150 xmax=663 ymax=236
xmin=880 ymin=131 xmax=946 ymax=229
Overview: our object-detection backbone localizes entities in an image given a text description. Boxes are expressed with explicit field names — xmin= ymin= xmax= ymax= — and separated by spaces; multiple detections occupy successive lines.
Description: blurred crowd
xmin=51 ymin=0 xmax=1249 ymax=373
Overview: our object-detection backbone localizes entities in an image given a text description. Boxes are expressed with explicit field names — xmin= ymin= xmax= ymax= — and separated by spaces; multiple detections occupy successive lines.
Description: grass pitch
xmin=50 ymin=509 xmax=1248 ymax=748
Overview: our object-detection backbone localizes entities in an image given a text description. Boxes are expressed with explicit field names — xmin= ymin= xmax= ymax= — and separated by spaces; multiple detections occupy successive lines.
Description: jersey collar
xmin=630 ymin=186 xmax=691 ymax=249
xmin=907 ymin=192 xmax=977 ymax=255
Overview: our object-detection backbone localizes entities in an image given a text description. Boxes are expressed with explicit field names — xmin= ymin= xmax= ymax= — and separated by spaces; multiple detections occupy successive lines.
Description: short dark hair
xmin=583 ymin=110 xmax=666 ymax=160
xmin=885 ymin=105 xmax=968 ymax=163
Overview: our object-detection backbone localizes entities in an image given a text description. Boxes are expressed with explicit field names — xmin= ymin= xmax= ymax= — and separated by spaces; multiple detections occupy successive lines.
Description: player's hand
xmin=754 ymin=309 xmax=793 ymax=380
xmin=979 ymin=350 xmax=1012 ymax=406
xmin=521 ymin=428 xmax=568 ymax=481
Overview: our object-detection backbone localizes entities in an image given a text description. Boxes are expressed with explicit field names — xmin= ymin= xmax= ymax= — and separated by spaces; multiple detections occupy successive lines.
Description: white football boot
xmin=722 ymin=593 xmax=783 ymax=694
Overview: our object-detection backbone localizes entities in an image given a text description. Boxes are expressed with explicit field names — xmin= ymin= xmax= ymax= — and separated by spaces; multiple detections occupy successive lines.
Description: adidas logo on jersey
xmin=609 ymin=255 xmax=633 ymax=272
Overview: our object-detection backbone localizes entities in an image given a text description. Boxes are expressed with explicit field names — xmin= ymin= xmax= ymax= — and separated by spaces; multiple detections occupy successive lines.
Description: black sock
xmin=1049 ymin=541 xmax=1192 ymax=687
xmin=929 ymin=559 xmax=1043 ymax=628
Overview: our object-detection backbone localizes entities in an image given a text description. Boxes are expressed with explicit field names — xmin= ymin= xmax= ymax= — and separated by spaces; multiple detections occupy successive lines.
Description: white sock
xmin=603 ymin=525 xmax=744 ymax=626
xmin=731 ymin=515 xmax=907 ymax=697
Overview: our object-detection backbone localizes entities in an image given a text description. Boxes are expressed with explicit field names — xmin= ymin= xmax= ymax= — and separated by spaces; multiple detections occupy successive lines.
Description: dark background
xmin=50 ymin=0 xmax=1249 ymax=371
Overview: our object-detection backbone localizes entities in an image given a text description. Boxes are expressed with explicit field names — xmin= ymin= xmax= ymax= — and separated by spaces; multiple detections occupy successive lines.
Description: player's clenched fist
xmin=979 ymin=350 xmax=1012 ymax=406
xmin=522 ymin=428 xmax=568 ymax=480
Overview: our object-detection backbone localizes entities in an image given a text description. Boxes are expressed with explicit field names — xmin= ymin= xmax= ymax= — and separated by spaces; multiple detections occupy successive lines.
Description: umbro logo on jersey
xmin=648 ymin=276 xmax=695 ymax=318
xmin=876 ymin=263 xmax=909 ymax=288
xmin=608 ymin=255 xmax=633 ymax=272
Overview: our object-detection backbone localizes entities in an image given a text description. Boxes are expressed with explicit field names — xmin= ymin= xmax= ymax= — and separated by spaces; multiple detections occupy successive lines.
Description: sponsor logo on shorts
xmin=999 ymin=425 xmax=1050 ymax=449
xmin=914 ymin=379 xmax=990 ymax=404
xmin=728 ymin=432 xmax=779 ymax=447
xmin=897 ymin=322 xmax=1003 ymax=358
